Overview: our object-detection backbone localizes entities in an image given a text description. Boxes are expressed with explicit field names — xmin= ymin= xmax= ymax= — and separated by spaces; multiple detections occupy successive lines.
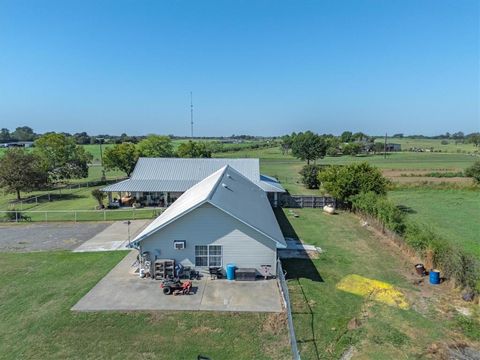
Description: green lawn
xmin=0 ymin=251 xmax=290 ymax=360
xmin=389 ymin=188 xmax=480 ymax=258
xmin=277 ymin=208 xmax=478 ymax=359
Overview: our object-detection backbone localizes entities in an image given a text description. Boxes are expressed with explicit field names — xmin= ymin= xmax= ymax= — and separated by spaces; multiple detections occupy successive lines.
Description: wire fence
xmin=1 ymin=177 xmax=127 ymax=211
xmin=0 ymin=208 xmax=162 ymax=223
xmin=277 ymin=259 xmax=301 ymax=360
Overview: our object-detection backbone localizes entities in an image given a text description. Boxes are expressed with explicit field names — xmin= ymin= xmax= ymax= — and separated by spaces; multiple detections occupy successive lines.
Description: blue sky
xmin=0 ymin=0 xmax=478 ymax=136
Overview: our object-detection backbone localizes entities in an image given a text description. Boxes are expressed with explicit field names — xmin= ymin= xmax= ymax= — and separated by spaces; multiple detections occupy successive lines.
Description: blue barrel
xmin=226 ymin=264 xmax=236 ymax=280
xmin=429 ymin=269 xmax=440 ymax=285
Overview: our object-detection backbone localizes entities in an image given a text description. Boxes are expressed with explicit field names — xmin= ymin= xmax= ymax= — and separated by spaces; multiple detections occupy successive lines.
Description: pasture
xmin=375 ymin=137 xmax=478 ymax=154
xmin=389 ymin=188 xmax=480 ymax=258
xmin=0 ymin=251 xmax=290 ymax=359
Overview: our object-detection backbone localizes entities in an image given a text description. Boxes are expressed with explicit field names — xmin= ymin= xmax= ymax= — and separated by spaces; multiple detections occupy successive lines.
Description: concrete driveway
xmin=73 ymin=220 xmax=151 ymax=252
xmin=0 ymin=222 xmax=111 ymax=252
xmin=72 ymin=251 xmax=283 ymax=313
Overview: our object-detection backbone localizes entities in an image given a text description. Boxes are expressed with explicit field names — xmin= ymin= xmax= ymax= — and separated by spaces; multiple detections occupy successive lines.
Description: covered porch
xmin=105 ymin=191 xmax=183 ymax=208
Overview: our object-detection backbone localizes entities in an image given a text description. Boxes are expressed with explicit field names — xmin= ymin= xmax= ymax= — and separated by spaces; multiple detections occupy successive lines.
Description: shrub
xmin=465 ymin=160 xmax=480 ymax=183
xmin=319 ymin=163 xmax=388 ymax=207
xmin=299 ymin=164 xmax=321 ymax=189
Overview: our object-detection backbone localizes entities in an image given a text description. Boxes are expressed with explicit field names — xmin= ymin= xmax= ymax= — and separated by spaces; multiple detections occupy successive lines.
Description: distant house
xmin=0 ymin=141 xmax=34 ymax=148
xmin=129 ymin=165 xmax=287 ymax=275
xmin=102 ymin=158 xmax=285 ymax=207
xmin=386 ymin=143 xmax=402 ymax=152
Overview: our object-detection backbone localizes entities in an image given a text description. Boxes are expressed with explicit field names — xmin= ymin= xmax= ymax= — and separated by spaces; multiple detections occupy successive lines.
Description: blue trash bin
xmin=226 ymin=263 xmax=236 ymax=281
xmin=429 ymin=269 xmax=440 ymax=285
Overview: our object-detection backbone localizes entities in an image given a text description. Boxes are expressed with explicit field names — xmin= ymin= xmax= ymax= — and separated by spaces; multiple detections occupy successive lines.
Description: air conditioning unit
xmin=173 ymin=240 xmax=186 ymax=250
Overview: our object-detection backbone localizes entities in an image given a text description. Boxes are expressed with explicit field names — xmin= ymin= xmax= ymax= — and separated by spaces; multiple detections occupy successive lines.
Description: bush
xmin=299 ymin=164 xmax=321 ymax=189
xmin=319 ymin=163 xmax=388 ymax=207
xmin=465 ymin=160 xmax=480 ymax=183
xmin=351 ymin=192 xmax=405 ymax=234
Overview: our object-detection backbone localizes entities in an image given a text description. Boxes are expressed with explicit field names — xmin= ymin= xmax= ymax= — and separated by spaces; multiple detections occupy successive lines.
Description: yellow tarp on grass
xmin=336 ymin=274 xmax=409 ymax=309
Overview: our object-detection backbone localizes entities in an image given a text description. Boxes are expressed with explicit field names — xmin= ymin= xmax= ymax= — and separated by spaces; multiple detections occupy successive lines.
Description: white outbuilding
xmin=129 ymin=165 xmax=287 ymax=276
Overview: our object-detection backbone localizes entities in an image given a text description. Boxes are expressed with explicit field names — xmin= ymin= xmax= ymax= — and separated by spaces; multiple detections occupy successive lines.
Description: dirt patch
xmin=381 ymin=169 xmax=473 ymax=185
xmin=262 ymin=312 xmax=287 ymax=335
xmin=191 ymin=326 xmax=222 ymax=334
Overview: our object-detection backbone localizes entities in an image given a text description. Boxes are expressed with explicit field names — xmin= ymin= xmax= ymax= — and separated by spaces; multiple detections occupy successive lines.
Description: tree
xmin=103 ymin=142 xmax=139 ymax=176
xmin=299 ymin=164 xmax=321 ymax=189
xmin=11 ymin=126 xmax=35 ymax=141
xmin=342 ymin=142 xmax=363 ymax=156
xmin=0 ymin=148 xmax=48 ymax=199
xmin=0 ymin=128 xmax=11 ymax=142
xmin=465 ymin=161 xmax=480 ymax=184
xmin=91 ymin=189 xmax=107 ymax=209
xmin=318 ymin=162 xmax=389 ymax=207
xmin=340 ymin=131 xmax=353 ymax=143
xmin=467 ymin=133 xmax=480 ymax=147
xmin=137 ymin=135 xmax=174 ymax=157
xmin=177 ymin=141 xmax=212 ymax=158
xmin=280 ymin=134 xmax=294 ymax=155
xmin=291 ymin=131 xmax=327 ymax=164
xmin=34 ymin=133 xmax=92 ymax=182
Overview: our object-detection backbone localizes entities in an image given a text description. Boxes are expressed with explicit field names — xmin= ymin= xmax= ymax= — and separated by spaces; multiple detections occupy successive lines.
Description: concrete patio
xmin=72 ymin=251 xmax=283 ymax=313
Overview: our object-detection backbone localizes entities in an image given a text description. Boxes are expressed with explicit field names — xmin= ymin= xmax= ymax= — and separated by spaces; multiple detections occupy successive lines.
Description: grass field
xmin=389 ymin=188 xmax=480 ymax=258
xmin=0 ymin=251 xmax=290 ymax=360
xmin=277 ymin=208 xmax=479 ymax=359
xmin=375 ymin=137 xmax=478 ymax=154
xmin=215 ymin=146 xmax=478 ymax=194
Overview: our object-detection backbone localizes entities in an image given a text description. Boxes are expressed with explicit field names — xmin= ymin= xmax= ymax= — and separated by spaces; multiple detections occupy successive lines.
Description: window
xmin=208 ymin=245 xmax=222 ymax=267
xmin=195 ymin=245 xmax=222 ymax=267
xmin=173 ymin=240 xmax=186 ymax=250
xmin=195 ymin=245 xmax=208 ymax=266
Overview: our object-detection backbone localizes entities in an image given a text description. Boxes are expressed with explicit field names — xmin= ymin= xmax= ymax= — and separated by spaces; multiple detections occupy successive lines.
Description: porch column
xmin=164 ymin=192 xmax=169 ymax=207
xmin=273 ymin=192 xmax=278 ymax=207
xmin=108 ymin=192 xmax=112 ymax=203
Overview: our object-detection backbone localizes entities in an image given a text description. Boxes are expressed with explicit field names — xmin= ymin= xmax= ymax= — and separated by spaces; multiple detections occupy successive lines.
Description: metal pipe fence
xmin=277 ymin=259 xmax=301 ymax=360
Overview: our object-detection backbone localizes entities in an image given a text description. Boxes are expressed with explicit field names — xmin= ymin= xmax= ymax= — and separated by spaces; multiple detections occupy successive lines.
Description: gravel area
xmin=0 ymin=222 xmax=112 ymax=252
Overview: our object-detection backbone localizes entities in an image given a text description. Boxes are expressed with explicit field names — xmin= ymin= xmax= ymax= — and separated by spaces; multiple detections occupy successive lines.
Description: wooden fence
xmin=279 ymin=194 xmax=337 ymax=209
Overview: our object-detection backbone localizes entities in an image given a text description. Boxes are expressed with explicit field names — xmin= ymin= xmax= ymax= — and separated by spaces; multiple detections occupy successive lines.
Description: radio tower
xmin=190 ymin=91 xmax=194 ymax=138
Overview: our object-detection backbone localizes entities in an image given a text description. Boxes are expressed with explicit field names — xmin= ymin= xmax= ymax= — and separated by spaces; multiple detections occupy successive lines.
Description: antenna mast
xmin=190 ymin=91 xmax=194 ymax=138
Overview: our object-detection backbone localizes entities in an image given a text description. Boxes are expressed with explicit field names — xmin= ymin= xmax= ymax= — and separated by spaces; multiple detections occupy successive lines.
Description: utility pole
xmin=384 ymin=132 xmax=387 ymax=159
xmin=190 ymin=91 xmax=194 ymax=138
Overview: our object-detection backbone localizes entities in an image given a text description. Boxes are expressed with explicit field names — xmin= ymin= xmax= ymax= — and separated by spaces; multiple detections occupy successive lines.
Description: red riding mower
xmin=160 ymin=278 xmax=192 ymax=295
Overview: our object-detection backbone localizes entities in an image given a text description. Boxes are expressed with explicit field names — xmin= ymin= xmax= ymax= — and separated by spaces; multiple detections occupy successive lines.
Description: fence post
xmin=103 ymin=210 xmax=106 ymax=221
xmin=74 ymin=211 xmax=77 ymax=223
xmin=45 ymin=212 xmax=48 ymax=223
xmin=15 ymin=211 xmax=18 ymax=223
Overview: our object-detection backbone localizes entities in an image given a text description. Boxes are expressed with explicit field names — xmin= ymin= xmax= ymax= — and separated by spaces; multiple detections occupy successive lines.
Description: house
xmin=101 ymin=157 xmax=285 ymax=207
xmin=129 ymin=165 xmax=287 ymax=275
xmin=386 ymin=143 xmax=402 ymax=152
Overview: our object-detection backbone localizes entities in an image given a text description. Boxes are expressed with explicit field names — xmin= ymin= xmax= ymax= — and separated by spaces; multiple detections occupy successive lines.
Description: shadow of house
xmin=274 ymin=208 xmax=323 ymax=283
xmin=274 ymin=207 xmax=323 ymax=359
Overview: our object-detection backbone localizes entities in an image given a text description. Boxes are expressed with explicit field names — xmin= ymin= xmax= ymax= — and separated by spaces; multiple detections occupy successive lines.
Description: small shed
xmin=129 ymin=165 xmax=287 ymax=275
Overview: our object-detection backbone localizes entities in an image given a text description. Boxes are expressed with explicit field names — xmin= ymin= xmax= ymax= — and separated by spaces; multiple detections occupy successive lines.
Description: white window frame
xmin=173 ymin=240 xmax=186 ymax=250
xmin=195 ymin=245 xmax=223 ymax=267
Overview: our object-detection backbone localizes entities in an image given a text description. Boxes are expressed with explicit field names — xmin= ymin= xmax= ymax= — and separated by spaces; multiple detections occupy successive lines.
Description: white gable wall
xmin=139 ymin=203 xmax=277 ymax=274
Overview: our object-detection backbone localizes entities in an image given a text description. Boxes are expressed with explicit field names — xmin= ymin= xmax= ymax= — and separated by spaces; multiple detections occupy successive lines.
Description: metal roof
xmin=102 ymin=157 xmax=285 ymax=193
xmin=131 ymin=165 xmax=287 ymax=249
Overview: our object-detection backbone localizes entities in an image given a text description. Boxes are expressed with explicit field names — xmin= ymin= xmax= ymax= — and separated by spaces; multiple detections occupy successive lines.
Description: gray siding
xmin=139 ymin=203 xmax=277 ymax=274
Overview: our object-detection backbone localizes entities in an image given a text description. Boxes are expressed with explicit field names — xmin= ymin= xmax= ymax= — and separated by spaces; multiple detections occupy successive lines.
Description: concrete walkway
xmin=73 ymin=220 xmax=151 ymax=252
xmin=72 ymin=251 xmax=283 ymax=313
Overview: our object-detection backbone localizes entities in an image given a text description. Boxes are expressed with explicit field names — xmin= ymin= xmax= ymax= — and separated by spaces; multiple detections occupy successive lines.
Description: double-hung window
xmin=195 ymin=245 xmax=222 ymax=267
